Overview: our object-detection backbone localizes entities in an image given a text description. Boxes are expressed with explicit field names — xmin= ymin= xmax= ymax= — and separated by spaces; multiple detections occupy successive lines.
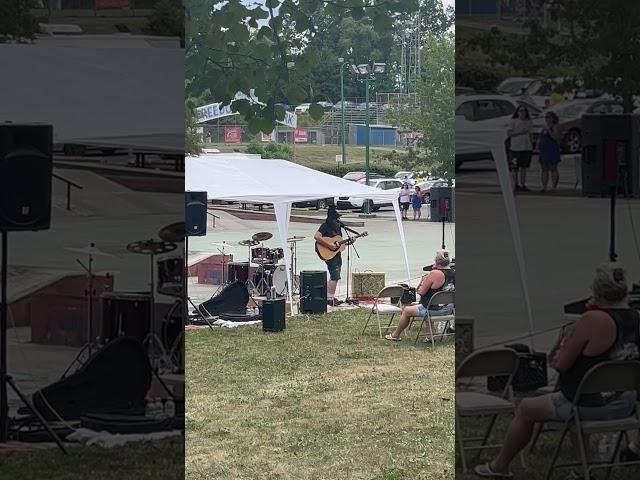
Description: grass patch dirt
xmin=1 ymin=438 xmax=184 ymax=480
xmin=186 ymin=309 xmax=454 ymax=480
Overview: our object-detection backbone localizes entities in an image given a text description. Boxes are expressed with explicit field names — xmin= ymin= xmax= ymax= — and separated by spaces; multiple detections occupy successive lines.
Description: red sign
xmin=261 ymin=131 xmax=275 ymax=142
xmin=294 ymin=128 xmax=309 ymax=143
xmin=95 ymin=0 xmax=130 ymax=9
xmin=224 ymin=127 xmax=242 ymax=143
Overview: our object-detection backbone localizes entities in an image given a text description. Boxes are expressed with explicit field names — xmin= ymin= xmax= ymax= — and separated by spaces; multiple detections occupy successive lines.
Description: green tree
xmin=186 ymin=97 xmax=202 ymax=155
xmin=386 ymin=33 xmax=454 ymax=178
xmin=466 ymin=1 xmax=640 ymax=112
xmin=185 ymin=0 xmax=420 ymax=134
xmin=0 ymin=0 xmax=38 ymax=43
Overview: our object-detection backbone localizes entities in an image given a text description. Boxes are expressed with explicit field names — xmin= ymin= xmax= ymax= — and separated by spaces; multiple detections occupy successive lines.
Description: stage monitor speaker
xmin=262 ymin=298 xmax=286 ymax=332
xmin=300 ymin=270 xmax=327 ymax=314
xmin=185 ymin=191 xmax=207 ymax=236
xmin=429 ymin=186 xmax=454 ymax=222
xmin=582 ymin=114 xmax=640 ymax=197
xmin=0 ymin=124 xmax=53 ymax=231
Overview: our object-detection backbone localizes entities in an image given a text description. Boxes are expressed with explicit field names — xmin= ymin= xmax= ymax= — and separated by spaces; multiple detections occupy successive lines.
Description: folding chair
xmin=361 ymin=285 xmax=404 ymax=338
xmin=456 ymin=348 xmax=520 ymax=473
xmin=544 ymin=361 xmax=640 ymax=480
xmin=412 ymin=290 xmax=455 ymax=346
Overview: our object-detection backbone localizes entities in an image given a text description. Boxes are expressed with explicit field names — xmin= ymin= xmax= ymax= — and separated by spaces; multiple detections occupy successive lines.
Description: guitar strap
xmin=339 ymin=222 xmax=360 ymax=235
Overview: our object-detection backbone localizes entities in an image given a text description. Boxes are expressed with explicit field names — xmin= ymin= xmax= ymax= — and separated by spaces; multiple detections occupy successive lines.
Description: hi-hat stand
xmin=0 ymin=231 xmax=67 ymax=452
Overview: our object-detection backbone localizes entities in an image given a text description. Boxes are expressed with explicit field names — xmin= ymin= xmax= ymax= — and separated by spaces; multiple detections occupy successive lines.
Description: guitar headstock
xmin=361 ymin=231 xmax=369 ymax=237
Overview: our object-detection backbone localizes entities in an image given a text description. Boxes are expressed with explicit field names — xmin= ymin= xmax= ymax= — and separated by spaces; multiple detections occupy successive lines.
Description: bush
xmin=147 ymin=0 xmax=184 ymax=44
xmin=316 ymin=164 xmax=398 ymax=178
xmin=246 ymin=141 xmax=265 ymax=155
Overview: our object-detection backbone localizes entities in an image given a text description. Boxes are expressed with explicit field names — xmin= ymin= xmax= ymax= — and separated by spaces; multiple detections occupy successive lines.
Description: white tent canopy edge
xmin=186 ymin=154 xmax=411 ymax=314
xmin=457 ymin=128 xmax=535 ymax=348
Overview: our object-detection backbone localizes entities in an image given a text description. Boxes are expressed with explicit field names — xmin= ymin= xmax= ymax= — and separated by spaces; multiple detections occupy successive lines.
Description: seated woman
xmin=385 ymin=250 xmax=454 ymax=342
xmin=475 ymin=263 xmax=640 ymax=478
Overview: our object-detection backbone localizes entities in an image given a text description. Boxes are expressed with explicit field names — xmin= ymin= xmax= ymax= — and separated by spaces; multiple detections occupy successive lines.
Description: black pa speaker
xmin=429 ymin=186 xmax=454 ymax=222
xmin=262 ymin=298 xmax=286 ymax=332
xmin=185 ymin=191 xmax=207 ymax=236
xmin=0 ymin=124 xmax=53 ymax=231
xmin=300 ymin=271 xmax=327 ymax=314
xmin=582 ymin=114 xmax=640 ymax=197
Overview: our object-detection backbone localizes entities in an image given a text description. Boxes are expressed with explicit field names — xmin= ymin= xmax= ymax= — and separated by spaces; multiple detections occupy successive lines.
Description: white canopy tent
xmin=186 ymin=154 xmax=411 ymax=313
xmin=457 ymin=123 xmax=535 ymax=347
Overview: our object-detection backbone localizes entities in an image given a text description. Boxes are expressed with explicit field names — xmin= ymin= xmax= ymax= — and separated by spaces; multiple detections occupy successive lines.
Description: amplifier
xmin=351 ymin=272 xmax=385 ymax=299
xmin=488 ymin=345 xmax=548 ymax=393
xmin=300 ymin=271 xmax=327 ymax=314
xmin=262 ymin=298 xmax=286 ymax=332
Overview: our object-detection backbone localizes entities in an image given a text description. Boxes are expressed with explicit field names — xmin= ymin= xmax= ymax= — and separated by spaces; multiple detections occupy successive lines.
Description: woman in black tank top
xmin=475 ymin=263 xmax=640 ymax=478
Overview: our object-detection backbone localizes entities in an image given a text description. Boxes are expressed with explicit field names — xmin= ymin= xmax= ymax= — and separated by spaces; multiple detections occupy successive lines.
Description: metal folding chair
xmin=412 ymin=290 xmax=455 ymax=346
xmin=361 ymin=285 xmax=404 ymax=338
xmin=544 ymin=361 xmax=640 ymax=480
xmin=456 ymin=348 xmax=520 ymax=473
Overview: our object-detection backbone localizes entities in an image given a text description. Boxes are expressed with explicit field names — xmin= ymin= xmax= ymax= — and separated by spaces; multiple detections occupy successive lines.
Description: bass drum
xmin=252 ymin=265 xmax=288 ymax=297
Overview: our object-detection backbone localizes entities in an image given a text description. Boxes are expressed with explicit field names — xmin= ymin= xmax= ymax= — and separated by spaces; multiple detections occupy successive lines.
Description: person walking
xmin=508 ymin=106 xmax=534 ymax=192
xmin=539 ymin=111 xmax=562 ymax=193
xmin=412 ymin=185 xmax=423 ymax=220
xmin=399 ymin=183 xmax=411 ymax=220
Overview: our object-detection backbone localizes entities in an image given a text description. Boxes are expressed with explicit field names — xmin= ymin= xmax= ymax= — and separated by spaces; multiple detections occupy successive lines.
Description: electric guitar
xmin=315 ymin=232 xmax=368 ymax=261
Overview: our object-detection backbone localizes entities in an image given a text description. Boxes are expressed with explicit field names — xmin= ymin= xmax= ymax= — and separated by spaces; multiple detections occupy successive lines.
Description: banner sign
xmin=95 ymin=0 xmax=130 ymax=9
xmin=294 ymin=128 xmax=309 ymax=143
xmin=224 ymin=127 xmax=242 ymax=143
xmin=196 ymin=103 xmax=235 ymax=123
xmin=197 ymin=98 xmax=298 ymax=128
xmin=261 ymin=131 xmax=275 ymax=142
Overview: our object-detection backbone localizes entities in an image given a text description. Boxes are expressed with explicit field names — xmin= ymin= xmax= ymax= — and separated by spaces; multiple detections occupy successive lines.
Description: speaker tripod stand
xmin=0 ymin=231 xmax=67 ymax=452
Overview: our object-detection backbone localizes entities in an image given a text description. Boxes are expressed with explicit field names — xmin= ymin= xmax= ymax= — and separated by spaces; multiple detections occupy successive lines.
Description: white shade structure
xmin=457 ymin=122 xmax=535 ymax=346
xmin=186 ymin=154 xmax=411 ymax=313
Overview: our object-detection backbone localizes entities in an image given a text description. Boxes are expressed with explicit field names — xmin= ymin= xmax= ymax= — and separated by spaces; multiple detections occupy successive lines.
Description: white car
xmin=455 ymin=94 xmax=521 ymax=168
xmin=335 ymin=178 xmax=403 ymax=212
xmin=295 ymin=103 xmax=311 ymax=114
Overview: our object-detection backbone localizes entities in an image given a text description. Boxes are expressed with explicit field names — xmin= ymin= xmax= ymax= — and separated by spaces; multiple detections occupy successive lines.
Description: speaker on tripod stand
xmin=300 ymin=271 xmax=327 ymax=314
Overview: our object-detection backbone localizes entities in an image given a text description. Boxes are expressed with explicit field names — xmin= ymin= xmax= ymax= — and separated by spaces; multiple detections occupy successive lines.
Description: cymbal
xmin=238 ymin=239 xmax=259 ymax=246
xmin=252 ymin=232 xmax=273 ymax=242
xmin=126 ymin=239 xmax=177 ymax=255
xmin=159 ymin=222 xmax=185 ymax=242
xmin=287 ymin=236 xmax=306 ymax=243
xmin=66 ymin=246 xmax=114 ymax=257
xmin=211 ymin=242 xmax=235 ymax=249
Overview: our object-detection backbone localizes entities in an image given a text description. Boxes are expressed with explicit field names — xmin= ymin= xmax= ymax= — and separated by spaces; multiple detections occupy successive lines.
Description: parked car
xmin=292 ymin=197 xmax=334 ymax=210
xmin=332 ymin=101 xmax=356 ymax=111
xmin=295 ymin=103 xmax=311 ymax=114
xmin=394 ymin=171 xmax=418 ymax=185
xmin=415 ymin=179 xmax=449 ymax=201
xmin=496 ymin=76 xmax=542 ymax=96
xmin=455 ymin=94 xmax=521 ymax=168
xmin=532 ymin=99 xmax=624 ymax=154
xmin=335 ymin=178 xmax=403 ymax=212
xmin=317 ymin=101 xmax=334 ymax=110
xmin=342 ymin=171 xmax=384 ymax=182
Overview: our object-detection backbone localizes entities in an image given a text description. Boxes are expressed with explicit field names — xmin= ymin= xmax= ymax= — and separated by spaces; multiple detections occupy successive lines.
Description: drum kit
xmin=63 ymin=222 xmax=186 ymax=376
xmin=217 ymin=231 xmax=306 ymax=297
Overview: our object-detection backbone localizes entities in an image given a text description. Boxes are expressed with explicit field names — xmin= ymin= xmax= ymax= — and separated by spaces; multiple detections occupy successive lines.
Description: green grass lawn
xmin=206 ymin=143 xmax=398 ymax=171
xmin=186 ymin=309 xmax=455 ymax=480
xmin=1 ymin=438 xmax=184 ymax=480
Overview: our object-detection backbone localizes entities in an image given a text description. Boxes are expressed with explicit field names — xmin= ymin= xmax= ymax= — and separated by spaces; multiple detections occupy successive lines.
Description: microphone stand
xmin=340 ymin=223 xmax=361 ymax=305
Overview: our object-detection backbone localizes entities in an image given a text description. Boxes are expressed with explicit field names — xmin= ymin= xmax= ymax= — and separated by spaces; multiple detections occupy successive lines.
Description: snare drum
xmin=228 ymin=262 xmax=250 ymax=283
xmin=157 ymin=255 xmax=183 ymax=297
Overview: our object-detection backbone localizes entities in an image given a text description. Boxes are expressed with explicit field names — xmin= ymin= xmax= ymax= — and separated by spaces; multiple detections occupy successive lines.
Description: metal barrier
xmin=52 ymin=173 xmax=84 ymax=211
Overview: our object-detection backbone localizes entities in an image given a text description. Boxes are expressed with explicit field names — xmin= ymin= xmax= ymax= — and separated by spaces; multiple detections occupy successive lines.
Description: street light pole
xmin=339 ymin=60 xmax=347 ymax=165
xmin=364 ymin=77 xmax=371 ymax=215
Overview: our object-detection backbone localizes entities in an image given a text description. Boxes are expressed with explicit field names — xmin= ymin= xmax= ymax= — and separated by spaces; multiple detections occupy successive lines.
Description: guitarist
xmin=314 ymin=207 xmax=347 ymax=307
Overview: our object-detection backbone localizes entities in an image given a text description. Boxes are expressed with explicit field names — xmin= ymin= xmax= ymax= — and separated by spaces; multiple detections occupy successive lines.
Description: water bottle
xmin=164 ymin=398 xmax=176 ymax=418
xmin=153 ymin=398 xmax=164 ymax=419
xmin=598 ymin=433 xmax=616 ymax=459
xmin=145 ymin=397 xmax=154 ymax=417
